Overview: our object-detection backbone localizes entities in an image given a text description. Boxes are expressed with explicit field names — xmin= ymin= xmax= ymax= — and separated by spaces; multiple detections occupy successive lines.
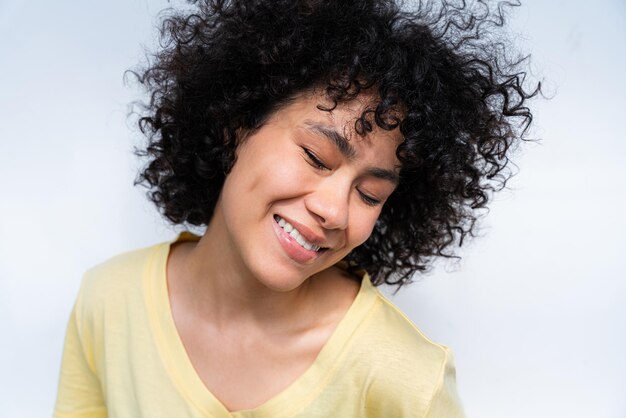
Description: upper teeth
xmin=276 ymin=216 xmax=322 ymax=252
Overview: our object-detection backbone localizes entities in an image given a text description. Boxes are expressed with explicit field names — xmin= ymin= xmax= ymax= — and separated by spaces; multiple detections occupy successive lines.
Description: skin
xmin=166 ymin=89 xmax=402 ymax=411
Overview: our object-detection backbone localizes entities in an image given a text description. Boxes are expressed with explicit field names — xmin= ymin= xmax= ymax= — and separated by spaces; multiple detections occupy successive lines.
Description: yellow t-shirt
xmin=54 ymin=235 xmax=466 ymax=418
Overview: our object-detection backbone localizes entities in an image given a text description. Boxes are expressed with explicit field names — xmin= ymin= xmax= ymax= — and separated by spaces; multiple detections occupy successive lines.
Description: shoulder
xmin=363 ymin=290 xmax=451 ymax=378
xmin=75 ymin=242 xmax=167 ymax=318
xmin=353 ymin=285 xmax=464 ymax=415
xmin=356 ymin=280 xmax=450 ymax=371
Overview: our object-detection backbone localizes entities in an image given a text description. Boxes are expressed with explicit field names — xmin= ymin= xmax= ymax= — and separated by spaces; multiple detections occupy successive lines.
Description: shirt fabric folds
xmin=54 ymin=234 xmax=466 ymax=418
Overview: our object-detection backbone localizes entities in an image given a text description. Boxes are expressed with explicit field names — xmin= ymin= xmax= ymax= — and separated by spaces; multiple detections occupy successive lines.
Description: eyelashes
xmin=303 ymin=147 xmax=328 ymax=170
xmin=301 ymin=147 xmax=382 ymax=206
xmin=358 ymin=193 xmax=381 ymax=206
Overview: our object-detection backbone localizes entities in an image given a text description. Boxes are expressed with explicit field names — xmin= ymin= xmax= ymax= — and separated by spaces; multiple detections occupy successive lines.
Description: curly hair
xmin=132 ymin=0 xmax=540 ymax=288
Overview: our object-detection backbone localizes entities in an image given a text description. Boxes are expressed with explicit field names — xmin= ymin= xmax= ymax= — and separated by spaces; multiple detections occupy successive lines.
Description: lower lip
xmin=272 ymin=218 xmax=321 ymax=264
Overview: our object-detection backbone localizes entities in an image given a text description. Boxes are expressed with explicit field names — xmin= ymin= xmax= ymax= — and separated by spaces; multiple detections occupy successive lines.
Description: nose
xmin=305 ymin=178 xmax=350 ymax=230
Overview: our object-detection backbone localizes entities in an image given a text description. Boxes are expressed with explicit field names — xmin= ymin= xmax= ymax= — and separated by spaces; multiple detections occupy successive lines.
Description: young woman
xmin=54 ymin=0 xmax=538 ymax=416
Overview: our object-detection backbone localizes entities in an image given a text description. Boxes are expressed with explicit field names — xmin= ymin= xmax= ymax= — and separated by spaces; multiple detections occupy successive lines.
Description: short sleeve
xmin=423 ymin=348 xmax=466 ymax=418
xmin=53 ymin=304 xmax=107 ymax=418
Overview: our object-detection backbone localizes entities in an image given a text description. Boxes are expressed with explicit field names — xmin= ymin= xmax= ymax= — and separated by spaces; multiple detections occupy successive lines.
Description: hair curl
xmin=132 ymin=0 xmax=541 ymax=289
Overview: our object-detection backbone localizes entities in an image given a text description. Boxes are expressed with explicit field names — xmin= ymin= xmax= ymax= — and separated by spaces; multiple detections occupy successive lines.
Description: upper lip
xmin=275 ymin=214 xmax=330 ymax=248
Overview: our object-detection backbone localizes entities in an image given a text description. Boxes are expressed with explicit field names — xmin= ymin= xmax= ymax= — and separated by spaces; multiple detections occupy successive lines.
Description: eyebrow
xmin=304 ymin=120 xmax=357 ymax=159
xmin=303 ymin=120 xmax=400 ymax=185
xmin=366 ymin=167 xmax=400 ymax=185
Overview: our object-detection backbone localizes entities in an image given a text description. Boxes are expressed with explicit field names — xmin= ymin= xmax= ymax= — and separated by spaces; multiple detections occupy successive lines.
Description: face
xmin=210 ymin=90 xmax=402 ymax=292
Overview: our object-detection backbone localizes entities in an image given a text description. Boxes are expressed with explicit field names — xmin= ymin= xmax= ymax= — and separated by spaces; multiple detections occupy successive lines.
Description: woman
xmin=54 ymin=0 xmax=538 ymax=416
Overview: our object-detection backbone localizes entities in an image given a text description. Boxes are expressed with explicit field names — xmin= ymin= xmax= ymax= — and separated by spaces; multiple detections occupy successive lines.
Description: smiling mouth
xmin=273 ymin=215 xmax=329 ymax=253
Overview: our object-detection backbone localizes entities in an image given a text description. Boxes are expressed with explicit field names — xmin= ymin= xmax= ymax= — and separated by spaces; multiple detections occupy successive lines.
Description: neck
xmin=168 ymin=216 xmax=319 ymax=333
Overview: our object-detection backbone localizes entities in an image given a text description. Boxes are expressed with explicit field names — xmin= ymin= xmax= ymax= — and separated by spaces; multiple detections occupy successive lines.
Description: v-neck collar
xmin=144 ymin=234 xmax=378 ymax=418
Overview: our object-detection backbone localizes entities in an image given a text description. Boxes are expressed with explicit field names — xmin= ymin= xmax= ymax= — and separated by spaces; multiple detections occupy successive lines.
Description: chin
xmin=255 ymin=256 xmax=326 ymax=293
xmin=257 ymin=273 xmax=310 ymax=293
xmin=242 ymin=241 xmax=323 ymax=293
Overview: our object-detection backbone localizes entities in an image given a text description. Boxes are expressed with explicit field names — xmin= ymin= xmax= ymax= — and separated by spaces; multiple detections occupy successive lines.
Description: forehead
xmin=271 ymin=89 xmax=404 ymax=156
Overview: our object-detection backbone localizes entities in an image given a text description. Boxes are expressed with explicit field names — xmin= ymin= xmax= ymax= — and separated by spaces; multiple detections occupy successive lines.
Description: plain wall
xmin=1 ymin=0 xmax=624 ymax=416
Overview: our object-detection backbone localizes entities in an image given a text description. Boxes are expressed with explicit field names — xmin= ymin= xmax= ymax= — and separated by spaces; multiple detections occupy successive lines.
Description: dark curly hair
xmin=131 ymin=0 xmax=540 ymax=288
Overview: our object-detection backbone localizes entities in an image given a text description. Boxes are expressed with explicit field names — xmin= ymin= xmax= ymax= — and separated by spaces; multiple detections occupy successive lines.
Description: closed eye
xmin=357 ymin=189 xmax=382 ymax=206
xmin=303 ymin=147 xmax=329 ymax=170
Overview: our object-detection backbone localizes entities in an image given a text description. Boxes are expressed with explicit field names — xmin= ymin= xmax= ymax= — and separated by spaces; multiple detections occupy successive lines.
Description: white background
xmin=1 ymin=0 xmax=624 ymax=417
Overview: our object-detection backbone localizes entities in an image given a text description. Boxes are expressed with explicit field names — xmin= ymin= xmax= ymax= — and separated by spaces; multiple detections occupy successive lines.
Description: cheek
xmin=252 ymin=153 xmax=316 ymax=193
xmin=347 ymin=209 xmax=381 ymax=247
xmin=228 ymin=147 xmax=291 ymax=191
